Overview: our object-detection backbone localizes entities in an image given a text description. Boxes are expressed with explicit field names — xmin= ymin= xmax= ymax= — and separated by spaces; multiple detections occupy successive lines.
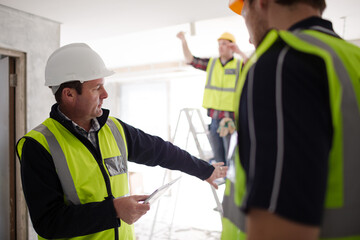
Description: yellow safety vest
xmin=221 ymin=29 xmax=360 ymax=239
xmin=17 ymin=116 xmax=135 ymax=240
xmin=202 ymin=57 xmax=242 ymax=112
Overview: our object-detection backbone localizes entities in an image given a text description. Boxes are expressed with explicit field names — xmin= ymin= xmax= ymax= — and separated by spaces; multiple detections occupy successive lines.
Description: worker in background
xmin=176 ymin=31 xmax=247 ymax=166
xmin=222 ymin=0 xmax=360 ymax=239
xmin=16 ymin=43 xmax=228 ymax=240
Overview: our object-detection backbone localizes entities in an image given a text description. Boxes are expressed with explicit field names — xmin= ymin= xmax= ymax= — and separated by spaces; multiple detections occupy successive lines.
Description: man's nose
xmin=101 ymin=87 xmax=108 ymax=99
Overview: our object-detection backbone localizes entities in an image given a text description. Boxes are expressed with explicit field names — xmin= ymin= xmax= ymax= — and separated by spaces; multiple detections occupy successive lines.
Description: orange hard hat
xmin=229 ymin=0 xmax=244 ymax=15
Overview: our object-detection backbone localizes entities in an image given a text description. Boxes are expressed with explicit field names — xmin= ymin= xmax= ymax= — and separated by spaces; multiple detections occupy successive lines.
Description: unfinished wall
xmin=0 ymin=4 xmax=60 ymax=129
xmin=0 ymin=4 xmax=60 ymax=239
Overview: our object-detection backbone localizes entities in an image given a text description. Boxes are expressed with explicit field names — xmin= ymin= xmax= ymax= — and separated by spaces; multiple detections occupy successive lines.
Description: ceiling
xmin=0 ymin=0 xmax=359 ymax=44
xmin=0 ymin=0 xmax=233 ymax=44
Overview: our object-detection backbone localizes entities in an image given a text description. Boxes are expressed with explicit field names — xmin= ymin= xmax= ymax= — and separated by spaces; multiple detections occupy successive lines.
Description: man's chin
xmin=95 ymin=109 xmax=103 ymax=117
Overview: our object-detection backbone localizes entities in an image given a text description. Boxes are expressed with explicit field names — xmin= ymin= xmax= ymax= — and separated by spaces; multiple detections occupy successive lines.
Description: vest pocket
xmin=225 ymin=69 xmax=236 ymax=75
xmin=104 ymin=155 xmax=127 ymax=176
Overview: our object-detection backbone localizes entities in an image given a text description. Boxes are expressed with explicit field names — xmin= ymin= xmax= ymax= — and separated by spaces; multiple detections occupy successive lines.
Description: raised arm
xmin=229 ymin=42 xmax=248 ymax=62
xmin=176 ymin=31 xmax=194 ymax=64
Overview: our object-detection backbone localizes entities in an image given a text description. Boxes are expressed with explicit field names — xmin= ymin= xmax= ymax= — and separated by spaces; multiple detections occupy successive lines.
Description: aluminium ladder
xmin=170 ymin=108 xmax=223 ymax=217
xmin=148 ymin=108 xmax=224 ymax=240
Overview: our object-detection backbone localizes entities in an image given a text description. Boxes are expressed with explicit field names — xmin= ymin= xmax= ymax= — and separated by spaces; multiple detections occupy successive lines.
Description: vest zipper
xmin=64 ymin=122 xmax=119 ymax=239
xmin=92 ymin=133 xmax=119 ymax=240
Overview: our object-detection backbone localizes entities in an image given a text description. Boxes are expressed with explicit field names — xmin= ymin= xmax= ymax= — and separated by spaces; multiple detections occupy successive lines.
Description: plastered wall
xmin=0 ymin=4 xmax=60 ymax=239
xmin=0 ymin=4 xmax=60 ymax=129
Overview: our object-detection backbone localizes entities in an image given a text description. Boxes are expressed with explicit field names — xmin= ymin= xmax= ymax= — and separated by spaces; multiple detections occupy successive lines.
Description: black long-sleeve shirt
xmin=238 ymin=17 xmax=334 ymax=226
xmin=18 ymin=104 xmax=214 ymax=239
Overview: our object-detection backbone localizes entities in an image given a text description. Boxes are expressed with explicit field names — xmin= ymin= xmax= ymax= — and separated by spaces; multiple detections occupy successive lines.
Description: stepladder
xmin=172 ymin=108 xmax=214 ymax=161
xmin=147 ymin=108 xmax=225 ymax=239
xmin=171 ymin=108 xmax=224 ymax=216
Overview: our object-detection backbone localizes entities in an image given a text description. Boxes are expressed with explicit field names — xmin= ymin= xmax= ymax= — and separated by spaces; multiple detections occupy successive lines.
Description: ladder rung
xmin=194 ymin=131 xmax=206 ymax=134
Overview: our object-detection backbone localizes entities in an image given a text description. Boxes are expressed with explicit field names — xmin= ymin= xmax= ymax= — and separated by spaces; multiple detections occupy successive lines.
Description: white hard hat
xmin=45 ymin=43 xmax=114 ymax=92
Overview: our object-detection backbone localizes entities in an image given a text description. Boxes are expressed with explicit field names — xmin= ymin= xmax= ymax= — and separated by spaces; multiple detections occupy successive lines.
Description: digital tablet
xmin=143 ymin=176 xmax=181 ymax=205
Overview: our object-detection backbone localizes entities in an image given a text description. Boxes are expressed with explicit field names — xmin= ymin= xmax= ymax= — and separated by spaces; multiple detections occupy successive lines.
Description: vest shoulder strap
xmin=107 ymin=117 xmax=128 ymax=160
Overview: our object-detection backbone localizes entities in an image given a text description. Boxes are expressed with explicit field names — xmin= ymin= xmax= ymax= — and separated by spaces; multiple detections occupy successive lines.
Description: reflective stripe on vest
xmin=222 ymin=147 xmax=247 ymax=239
xmin=222 ymin=181 xmax=246 ymax=232
xmin=206 ymin=58 xmax=241 ymax=92
xmin=18 ymin=116 xmax=134 ymax=239
xmin=107 ymin=118 xmax=128 ymax=169
xmin=222 ymin=31 xmax=281 ymax=239
xmin=222 ymin=29 xmax=360 ymax=239
xmin=203 ymin=58 xmax=242 ymax=111
xmin=288 ymin=31 xmax=360 ymax=239
xmin=32 ymin=117 xmax=127 ymax=206
xmin=33 ymin=123 xmax=81 ymax=205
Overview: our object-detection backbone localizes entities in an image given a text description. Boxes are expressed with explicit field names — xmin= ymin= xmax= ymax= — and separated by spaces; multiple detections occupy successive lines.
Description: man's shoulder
xmin=250 ymin=36 xmax=327 ymax=93
xmin=254 ymin=39 xmax=286 ymax=71
xmin=257 ymin=36 xmax=324 ymax=72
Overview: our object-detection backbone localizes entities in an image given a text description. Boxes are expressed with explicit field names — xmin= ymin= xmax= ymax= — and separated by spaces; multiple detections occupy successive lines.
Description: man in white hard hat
xmin=16 ymin=43 xmax=228 ymax=240
xmin=176 ymin=31 xmax=247 ymax=166
xmin=221 ymin=0 xmax=360 ymax=239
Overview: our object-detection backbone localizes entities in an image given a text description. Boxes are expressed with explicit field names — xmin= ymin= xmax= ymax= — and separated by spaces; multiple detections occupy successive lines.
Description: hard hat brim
xmin=218 ymin=32 xmax=236 ymax=43
xmin=217 ymin=37 xmax=235 ymax=43
xmin=229 ymin=0 xmax=243 ymax=15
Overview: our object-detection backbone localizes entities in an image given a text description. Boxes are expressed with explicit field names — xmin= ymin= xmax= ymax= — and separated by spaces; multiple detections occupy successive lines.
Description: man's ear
xmin=61 ymin=87 xmax=76 ymax=104
xmin=258 ymin=0 xmax=269 ymax=10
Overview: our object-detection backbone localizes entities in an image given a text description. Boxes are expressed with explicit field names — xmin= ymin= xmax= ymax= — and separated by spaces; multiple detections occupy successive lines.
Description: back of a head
xmin=275 ymin=0 xmax=326 ymax=13
xmin=230 ymin=0 xmax=326 ymax=15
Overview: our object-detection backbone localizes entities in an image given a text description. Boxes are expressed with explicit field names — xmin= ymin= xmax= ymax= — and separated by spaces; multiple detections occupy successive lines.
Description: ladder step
xmin=194 ymin=131 xmax=207 ymax=134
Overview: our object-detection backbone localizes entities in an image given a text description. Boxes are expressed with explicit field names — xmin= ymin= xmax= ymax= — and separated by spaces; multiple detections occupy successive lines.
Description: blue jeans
xmin=208 ymin=118 xmax=230 ymax=165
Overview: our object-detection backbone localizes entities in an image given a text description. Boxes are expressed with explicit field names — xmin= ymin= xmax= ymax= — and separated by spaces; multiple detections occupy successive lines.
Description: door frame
xmin=0 ymin=47 xmax=27 ymax=240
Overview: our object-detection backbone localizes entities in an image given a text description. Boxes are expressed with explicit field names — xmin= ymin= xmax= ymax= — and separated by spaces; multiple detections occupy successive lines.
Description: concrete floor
xmin=134 ymin=172 xmax=225 ymax=240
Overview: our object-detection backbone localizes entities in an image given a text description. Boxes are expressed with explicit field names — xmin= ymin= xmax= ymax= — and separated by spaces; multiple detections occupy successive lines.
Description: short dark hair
xmin=54 ymin=81 xmax=83 ymax=103
xmin=275 ymin=0 xmax=326 ymax=13
xmin=247 ymin=0 xmax=326 ymax=13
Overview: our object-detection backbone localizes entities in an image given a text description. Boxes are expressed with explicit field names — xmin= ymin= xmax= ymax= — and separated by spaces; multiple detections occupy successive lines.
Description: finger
xmin=136 ymin=202 xmax=150 ymax=212
xmin=137 ymin=201 xmax=151 ymax=210
xmin=211 ymin=182 xmax=219 ymax=190
xmin=133 ymin=195 xmax=150 ymax=201
xmin=141 ymin=204 xmax=150 ymax=211
xmin=212 ymin=162 xmax=225 ymax=167
xmin=221 ymin=167 xmax=229 ymax=176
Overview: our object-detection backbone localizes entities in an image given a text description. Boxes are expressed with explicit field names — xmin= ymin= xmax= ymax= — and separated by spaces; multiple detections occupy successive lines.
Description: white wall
xmin=103 ymin=67 xmax=207 ymax=141
xmin=0 ymin=4 xmax=60 ymax=239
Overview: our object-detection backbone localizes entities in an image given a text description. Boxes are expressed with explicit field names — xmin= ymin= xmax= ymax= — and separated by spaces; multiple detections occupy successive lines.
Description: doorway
xmin=0 ymin=47 xmax=26 ymax=240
